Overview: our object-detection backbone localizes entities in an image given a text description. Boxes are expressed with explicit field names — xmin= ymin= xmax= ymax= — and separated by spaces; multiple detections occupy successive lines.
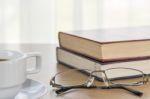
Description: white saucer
xmin=15 ymin=79 xmax=47 ymax=99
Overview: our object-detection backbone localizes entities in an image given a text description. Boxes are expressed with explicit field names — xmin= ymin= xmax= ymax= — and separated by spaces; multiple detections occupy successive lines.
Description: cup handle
xmin=25 ymin=52 xmax=42 ymax=74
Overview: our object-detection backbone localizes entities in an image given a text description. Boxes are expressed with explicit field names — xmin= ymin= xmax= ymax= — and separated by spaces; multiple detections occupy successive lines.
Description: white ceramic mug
xmin=0 ymin=50 xmax=42 ymax=99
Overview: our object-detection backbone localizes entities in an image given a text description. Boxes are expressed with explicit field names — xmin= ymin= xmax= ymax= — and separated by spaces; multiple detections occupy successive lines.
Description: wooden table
xmin=2 ymin=44 xmax=150 ymax=99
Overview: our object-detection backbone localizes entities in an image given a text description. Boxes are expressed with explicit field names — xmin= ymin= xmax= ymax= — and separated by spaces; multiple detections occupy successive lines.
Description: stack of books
xmin=56 ymin=26 xmax=150 ymax=80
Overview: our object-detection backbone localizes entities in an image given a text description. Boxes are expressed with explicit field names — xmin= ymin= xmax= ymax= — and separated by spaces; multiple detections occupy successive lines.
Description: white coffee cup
xmin=0 ymin=50 xmax=41 ymax=99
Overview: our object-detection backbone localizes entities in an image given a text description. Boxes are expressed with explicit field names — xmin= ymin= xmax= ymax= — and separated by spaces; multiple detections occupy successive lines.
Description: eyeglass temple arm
xmin=55 ymin=85 xmax=96 ymax=94
xmin=55 ymin=86 xmax=73 ymax=94
xmin=122 ymin=86 xmax=143 ymax=97
xmin=106 ymin=85 xmax=143 ymax=97
xmin=55 ymin=85 xmax=143 ymax=97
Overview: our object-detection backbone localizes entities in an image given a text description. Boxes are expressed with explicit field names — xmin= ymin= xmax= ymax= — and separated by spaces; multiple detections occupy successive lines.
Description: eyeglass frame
xmin=50 ymin=67 xmax=149 ymax=97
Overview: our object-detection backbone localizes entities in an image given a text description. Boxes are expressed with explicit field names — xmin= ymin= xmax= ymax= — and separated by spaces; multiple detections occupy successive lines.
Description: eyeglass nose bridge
xmin=90 ymin=70 xmax=110 ymax=86
xmin=85 ymin=76 xmax=95 ymax=87
xmin=143 ymin=75 xmax=149 ymax=84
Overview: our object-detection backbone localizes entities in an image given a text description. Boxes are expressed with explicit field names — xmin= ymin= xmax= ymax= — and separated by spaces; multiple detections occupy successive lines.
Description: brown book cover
xmin=59 ymin=26 xmax=150 ymax=62
xmin=56 ymin=47 xmax=150 ymax=80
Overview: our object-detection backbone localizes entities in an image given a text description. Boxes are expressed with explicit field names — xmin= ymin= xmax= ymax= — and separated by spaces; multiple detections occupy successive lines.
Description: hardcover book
xmin=57 ymin=47 xmax=150 ymax=80
xmin=59 ymin=26 xmax=150 ymax=62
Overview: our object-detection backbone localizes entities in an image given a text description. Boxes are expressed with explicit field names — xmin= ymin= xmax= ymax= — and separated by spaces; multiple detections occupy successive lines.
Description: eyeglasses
xmin=50 ymin=67 xmax=149 ymax=97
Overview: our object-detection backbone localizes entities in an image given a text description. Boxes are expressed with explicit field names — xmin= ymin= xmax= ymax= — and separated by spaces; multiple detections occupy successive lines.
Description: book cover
xmin=59 ymin=26 xmax=150 ymax=62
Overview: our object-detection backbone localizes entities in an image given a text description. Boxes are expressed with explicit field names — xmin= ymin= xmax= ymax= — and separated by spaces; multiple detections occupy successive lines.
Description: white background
xmin=0 ymin=0 xmax=150 ymax=44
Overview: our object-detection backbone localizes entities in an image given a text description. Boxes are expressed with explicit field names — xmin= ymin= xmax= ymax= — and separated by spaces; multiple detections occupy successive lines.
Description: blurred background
xmin=0 ymin=0 xmax=150 ymax=44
